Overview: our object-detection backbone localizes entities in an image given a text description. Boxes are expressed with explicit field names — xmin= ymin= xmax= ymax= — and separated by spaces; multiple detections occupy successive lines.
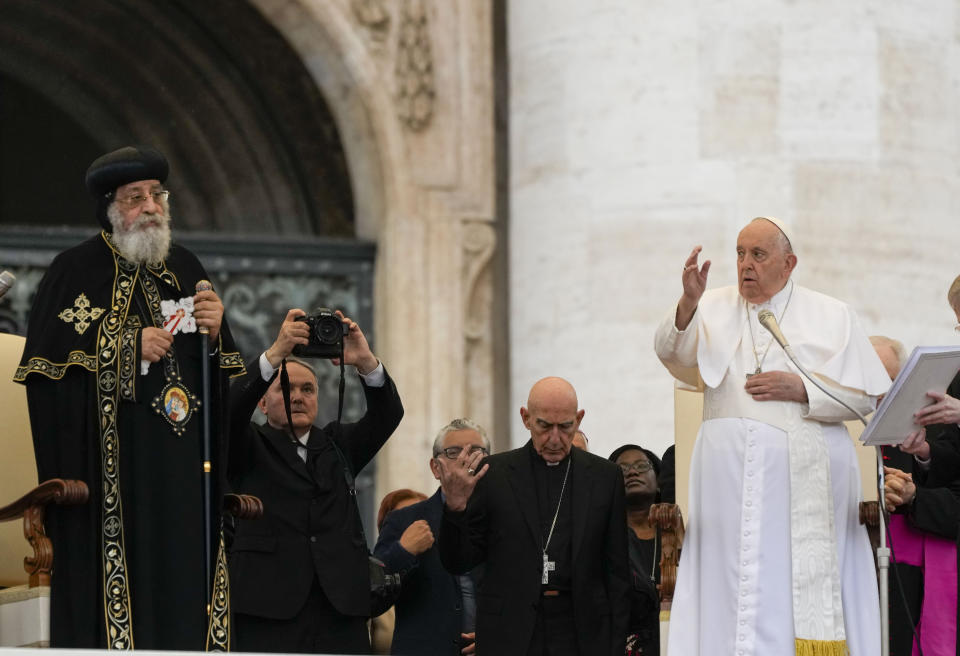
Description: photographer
xmin=227 ymin=308 xmax=404 ymax=654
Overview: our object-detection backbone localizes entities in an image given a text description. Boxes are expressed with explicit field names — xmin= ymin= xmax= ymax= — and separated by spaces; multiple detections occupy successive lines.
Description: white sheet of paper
xmin=860 ymin=346 xmax=960 ymax=446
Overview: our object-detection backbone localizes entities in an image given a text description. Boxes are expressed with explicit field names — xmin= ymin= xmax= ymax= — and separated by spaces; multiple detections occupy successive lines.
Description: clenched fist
xmin=399 ymin=519 xmax=434 ymax=556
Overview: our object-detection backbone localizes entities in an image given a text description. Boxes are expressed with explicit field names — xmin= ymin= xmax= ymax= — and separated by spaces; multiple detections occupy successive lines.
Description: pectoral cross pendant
xmin=542 ymin=552 xmax=555 ymax=584
xmin=746 ymin=366 xmax=761 ymax=379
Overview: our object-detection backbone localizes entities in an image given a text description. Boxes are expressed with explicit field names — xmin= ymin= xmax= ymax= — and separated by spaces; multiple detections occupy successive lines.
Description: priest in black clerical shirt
xmin=439 ymin=377 xmax=630 ymax=656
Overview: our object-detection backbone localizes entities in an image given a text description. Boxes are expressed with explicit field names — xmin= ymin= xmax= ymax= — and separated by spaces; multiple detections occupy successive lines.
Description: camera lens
xmin=315 ymin=316 xmax=342 ymax=344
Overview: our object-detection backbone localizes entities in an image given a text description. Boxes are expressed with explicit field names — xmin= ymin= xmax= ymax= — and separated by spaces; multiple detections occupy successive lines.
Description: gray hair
xmin=282 ymin=356 xmax=320 ymax=388
xmin=432 ymin=418 xmax=490 ymax=457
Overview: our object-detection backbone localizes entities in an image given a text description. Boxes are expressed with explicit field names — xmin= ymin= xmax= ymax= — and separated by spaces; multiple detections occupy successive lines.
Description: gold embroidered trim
xmin=119 ymin=318 xmax=140 ymax=402
xmin=99 ymin=256 xmax=137 ymax=650
xmin=205 ymin=531 xmax=231 ymax=651
xmin=14 ymin=352 xmax=97 ymax=381
xmin=219 ymin=350 xmax=246 ymax=377
xmin=795 ymin=638 xmax=848 ymax=656
xmin=58 ymin=293 xmax=106 ymax=335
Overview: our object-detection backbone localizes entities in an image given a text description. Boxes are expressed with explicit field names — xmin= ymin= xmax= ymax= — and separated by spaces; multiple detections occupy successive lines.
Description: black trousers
xmin=526 ymin=594 xmax=579 ymax=656
xmin=234 ymin=576 xmax=369 ymax=654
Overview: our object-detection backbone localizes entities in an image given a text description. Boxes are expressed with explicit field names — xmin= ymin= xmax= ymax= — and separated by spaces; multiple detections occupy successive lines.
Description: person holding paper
xmin=654 ymin=216 xmax=890 ymax=656
xmin=899 ymin=274 xmax=960 ymax=472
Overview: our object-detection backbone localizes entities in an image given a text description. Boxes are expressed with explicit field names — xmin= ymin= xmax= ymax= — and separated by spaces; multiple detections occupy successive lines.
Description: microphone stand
xmin=760 ymin=321 xmax=890 ymax=656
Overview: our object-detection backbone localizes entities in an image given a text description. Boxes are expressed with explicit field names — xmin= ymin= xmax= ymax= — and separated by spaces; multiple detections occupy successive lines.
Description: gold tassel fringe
xmin=795 ymin=638 xmax=848 ymax=656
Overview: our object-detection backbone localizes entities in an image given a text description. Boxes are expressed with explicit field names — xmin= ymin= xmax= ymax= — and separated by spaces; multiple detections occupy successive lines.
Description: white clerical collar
xmin=747 ymin=278 xmax=794 ymax=314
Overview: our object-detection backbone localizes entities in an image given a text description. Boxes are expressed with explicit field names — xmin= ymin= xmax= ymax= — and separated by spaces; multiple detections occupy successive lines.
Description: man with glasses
xmin=374 ymin=418 xmax=490 ymax=655
xmin=438 ymin=377 xmax=630 ymax=655
xmin=15 ymin=146 xmax=246 ymax=649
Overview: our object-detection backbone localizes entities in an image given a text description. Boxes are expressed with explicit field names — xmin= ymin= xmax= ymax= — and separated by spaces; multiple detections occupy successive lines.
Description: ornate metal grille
xmin=0 ymin=226 xmax=382 ymax=542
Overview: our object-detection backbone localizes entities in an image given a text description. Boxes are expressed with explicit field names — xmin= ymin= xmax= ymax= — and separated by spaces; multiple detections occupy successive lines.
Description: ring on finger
xmin=467 ymin=468 xmax=475 ymax=474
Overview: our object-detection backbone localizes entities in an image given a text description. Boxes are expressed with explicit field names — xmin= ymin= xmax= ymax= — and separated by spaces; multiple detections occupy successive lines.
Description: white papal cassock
xmin=655 ymin=282 xmax=890 ymax=656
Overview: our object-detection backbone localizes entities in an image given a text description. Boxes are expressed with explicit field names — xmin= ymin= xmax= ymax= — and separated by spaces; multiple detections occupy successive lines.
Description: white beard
xmin=108 ymin=202 xmax=172 ymax=265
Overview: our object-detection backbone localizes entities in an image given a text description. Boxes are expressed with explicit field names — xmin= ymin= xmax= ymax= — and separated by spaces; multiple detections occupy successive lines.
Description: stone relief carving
xmin=395 ymin=0 xmax=436 ymax=131
xmin=462 ymin=221 xmax=496 ymax=343
xmin=351 ymin=0 xmax=391 ymax=42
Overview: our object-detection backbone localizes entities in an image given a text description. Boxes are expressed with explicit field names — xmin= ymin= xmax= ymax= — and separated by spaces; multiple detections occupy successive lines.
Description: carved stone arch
xmin=0 ymin=0 xmax=354 ymax=236
xmin=249 ymin=1 xmax=501 ymax=497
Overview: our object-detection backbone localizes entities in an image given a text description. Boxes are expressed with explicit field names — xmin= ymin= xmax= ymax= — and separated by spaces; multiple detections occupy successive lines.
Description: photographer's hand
xmin=264 ymin=309 xmax=310 ymax=368
xmin=332 ymin=310 xmax=379 ymax=375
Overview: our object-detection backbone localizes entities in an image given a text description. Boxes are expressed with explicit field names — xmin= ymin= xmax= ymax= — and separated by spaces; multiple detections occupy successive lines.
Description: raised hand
xmin=676 ymin=245 xmax=711 ymax=330
xmin=436 ymin=446 xmax=489 ymax=512
xmin=329 ymin=310 xmax=379 ymax=375
xmin=264 ymin=309 xmax=310 ymax=367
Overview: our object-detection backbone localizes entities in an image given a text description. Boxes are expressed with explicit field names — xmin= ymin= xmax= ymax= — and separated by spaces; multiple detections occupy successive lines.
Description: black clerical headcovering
xmin=85 ymin=145 xmax=169 ymax=231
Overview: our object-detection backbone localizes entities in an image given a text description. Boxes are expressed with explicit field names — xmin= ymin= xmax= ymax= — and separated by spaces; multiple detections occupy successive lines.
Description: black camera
xmin=292 ymin=308 xmax=349 ymax=359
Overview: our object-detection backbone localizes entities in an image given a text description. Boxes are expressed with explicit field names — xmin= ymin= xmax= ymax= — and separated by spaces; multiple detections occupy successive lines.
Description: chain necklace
xmin=541 ymin=458 xmax=572 ymax=585
xmin=745 ymin=279 xmax=794 ymax=377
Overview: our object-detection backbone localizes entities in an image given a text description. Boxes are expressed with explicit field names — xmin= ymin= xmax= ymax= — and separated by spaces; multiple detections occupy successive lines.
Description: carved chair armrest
xmin=0 ymin=478 xmax=89 ymax=587
xmin=859 ymin=500 xmax=880 ymax=527
xmin=222 ymin=493 xmax=263 ymax=520
xmin=859 ymin=500 xmax=881 ymax=557
xmin=649 ymin=502 xmax=685 ymax=610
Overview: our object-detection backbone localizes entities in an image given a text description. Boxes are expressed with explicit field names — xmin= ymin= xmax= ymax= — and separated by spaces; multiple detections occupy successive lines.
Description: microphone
xmin=757 ymin=307 xmax=868 ymax=425
xmin=757 ymin=309 xmax=792 ymax=356
xmin=0 ymin=270 xmax=15 ymax=299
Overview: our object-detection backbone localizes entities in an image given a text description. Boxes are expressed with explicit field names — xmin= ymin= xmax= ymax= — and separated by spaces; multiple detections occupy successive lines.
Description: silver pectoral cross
xmin=542 ymin=552 xmax=555 ymax=584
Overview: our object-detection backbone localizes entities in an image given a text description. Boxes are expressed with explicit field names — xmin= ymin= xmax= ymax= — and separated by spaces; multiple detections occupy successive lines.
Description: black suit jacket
xmin=226 ymin=361 xmax=403 ymax=619
xmin=440 ymin=442 xmax=630 ymax=656
xmin=375 ymin=490 xmax=479 ymax=655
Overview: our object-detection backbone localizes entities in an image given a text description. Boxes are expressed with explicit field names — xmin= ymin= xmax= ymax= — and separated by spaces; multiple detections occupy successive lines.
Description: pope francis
xmin=654 ymin=217 xmax=890 ymax=656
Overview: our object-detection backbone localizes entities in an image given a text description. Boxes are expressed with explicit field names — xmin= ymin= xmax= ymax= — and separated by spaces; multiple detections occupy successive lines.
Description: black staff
xmin=196 ymin=280 xmax=214 ymax=611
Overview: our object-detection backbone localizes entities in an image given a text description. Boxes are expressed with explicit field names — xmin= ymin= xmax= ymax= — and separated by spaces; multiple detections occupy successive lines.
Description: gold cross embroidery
xmin=59 ymin=293 xmax=106 ymax=335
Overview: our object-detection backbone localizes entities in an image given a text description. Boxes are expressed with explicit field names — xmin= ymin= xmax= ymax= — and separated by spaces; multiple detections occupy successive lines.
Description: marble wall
xmin=252 ymin=0 xmax=503 ymax=497
xmin=508 ymin=0 xmax=960 ymax=460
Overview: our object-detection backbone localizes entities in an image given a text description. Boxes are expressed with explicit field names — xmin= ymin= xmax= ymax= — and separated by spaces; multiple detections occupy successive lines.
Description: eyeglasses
xmin=618 ymin=461 xmax=654 ymax=474
xmin=115 ymin=190 xmax=169 ymax=209
xmin=435 ymin=445 xmax=489 ymax=460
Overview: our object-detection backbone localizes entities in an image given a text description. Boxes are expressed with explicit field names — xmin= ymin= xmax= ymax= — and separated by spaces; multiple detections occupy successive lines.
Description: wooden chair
xmin=0 ymin=333 xmax=90 ymax=646
xmin=0 ymin=332 xmax=262 ymax=646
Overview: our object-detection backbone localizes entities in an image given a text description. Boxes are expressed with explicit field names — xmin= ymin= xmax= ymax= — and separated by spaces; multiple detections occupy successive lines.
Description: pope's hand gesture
xmin=676 ymin=245 xmax=711 ymax=330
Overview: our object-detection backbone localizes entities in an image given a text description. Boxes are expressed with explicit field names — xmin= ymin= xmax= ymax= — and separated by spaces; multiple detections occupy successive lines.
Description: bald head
xmin=870 ymin=335 xmax=906 ymax=381
xmin=521 ymin=377 xmax=584 ymax=463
